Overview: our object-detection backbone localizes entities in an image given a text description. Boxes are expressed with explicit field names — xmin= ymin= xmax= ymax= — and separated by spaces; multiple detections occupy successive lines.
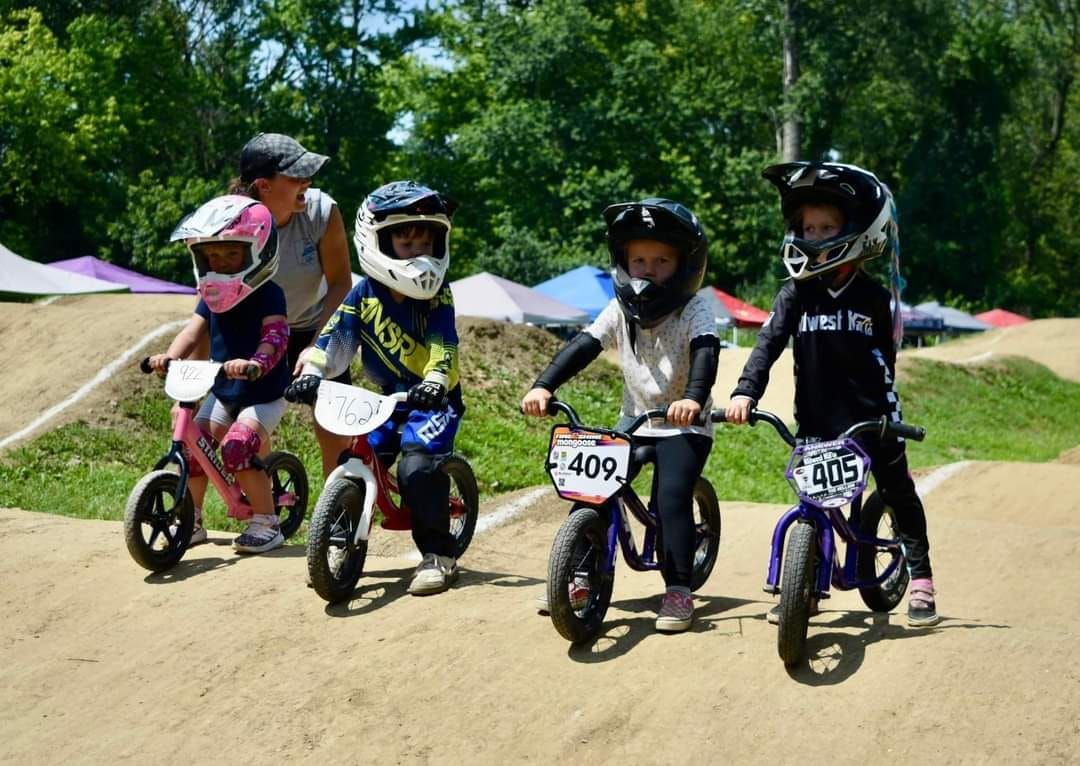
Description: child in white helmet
xmin=287 ymin=181 xmax=466 ymax=595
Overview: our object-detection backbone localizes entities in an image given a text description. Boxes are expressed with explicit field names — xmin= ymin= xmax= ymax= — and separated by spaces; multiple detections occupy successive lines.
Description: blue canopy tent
xmin=533 ymin=265 xmax=614 ymax=320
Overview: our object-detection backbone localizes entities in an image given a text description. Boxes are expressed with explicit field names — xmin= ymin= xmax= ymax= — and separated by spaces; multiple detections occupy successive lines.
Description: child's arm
xmin=728 ymin=284 xmax=797 ymax=423
xmin=522 ymin=332 xmax=604 ymax=415
xmin=223 ymin=312 xmax=289 ymax=380
xmin=669 ymin=331 xmax=720 ymax=427
xmin=298 ymin=284 xmax=365 ymax=379
xmin=149 ymin=313 xmax=207 ymax=375
xmin=409 ymin=288 xmax=460 ymax=408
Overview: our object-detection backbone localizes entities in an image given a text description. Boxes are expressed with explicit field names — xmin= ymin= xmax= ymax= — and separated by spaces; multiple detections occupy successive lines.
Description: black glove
xmin=407 ymin=379 xmax=447 ymax=409
xmin=285 ymin=374 xmax=322 ymax=405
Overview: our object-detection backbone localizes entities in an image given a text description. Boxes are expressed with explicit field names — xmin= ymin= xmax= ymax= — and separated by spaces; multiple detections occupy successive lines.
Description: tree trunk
xmin=781 ymin=0 xmax=801 ymax=161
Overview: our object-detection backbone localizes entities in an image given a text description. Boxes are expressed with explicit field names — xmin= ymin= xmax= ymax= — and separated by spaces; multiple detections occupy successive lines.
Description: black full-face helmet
xmin=762 ymin=161 xmax=897 ymax=281
xmin=605 ymin=198 xmax=708 ymax=328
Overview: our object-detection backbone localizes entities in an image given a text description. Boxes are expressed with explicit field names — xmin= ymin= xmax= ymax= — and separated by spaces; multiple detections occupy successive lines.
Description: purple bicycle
xmin=716 ymin=408 xmax=925 ymax=667
xmin=540 ymin=398 xmax=721 ymax=644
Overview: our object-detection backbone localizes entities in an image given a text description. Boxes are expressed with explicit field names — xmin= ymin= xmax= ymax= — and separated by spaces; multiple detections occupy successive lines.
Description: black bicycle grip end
xmin=244 ymin=363 xmax=261 ymax=382
xmin=710 ymin=408 xmax=728 ymax=423
xmin=889 ymin=421 xmax=927 ymax=442
xmin=139 ymin=357 xmax=153 ymax=374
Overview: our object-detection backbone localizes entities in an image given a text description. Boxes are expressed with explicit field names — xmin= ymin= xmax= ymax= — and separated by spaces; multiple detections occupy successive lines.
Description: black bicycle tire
xmin=547 ymin=507 xmax=613 ymax=644
xmin=123 ymin=470 xmax=194 ymax=572
xmin=307 ymin=478 xmax=367 ymax=604
xmin=777 ymin=521 xmax=817 ymax=667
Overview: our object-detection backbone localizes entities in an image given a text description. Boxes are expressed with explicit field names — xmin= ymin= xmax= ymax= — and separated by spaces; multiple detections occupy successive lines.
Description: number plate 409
xmin=547 ymin=426 xmax=631 ymax=505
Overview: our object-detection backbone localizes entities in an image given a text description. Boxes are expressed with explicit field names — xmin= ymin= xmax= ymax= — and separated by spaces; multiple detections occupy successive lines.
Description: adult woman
xmin=229 ymin=132 xmax=353 ymax=477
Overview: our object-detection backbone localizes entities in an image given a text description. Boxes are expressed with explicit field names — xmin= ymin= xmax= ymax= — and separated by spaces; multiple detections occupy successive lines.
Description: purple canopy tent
xmin=49 ymin=256 xmax=196 ymax=294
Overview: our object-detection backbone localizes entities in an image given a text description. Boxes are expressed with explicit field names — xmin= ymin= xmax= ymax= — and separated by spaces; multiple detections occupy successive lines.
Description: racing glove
xmin=407 ymin=379 xmax=447 ymax=410
xmin=284 ymin=374 xmax=322 ymax=405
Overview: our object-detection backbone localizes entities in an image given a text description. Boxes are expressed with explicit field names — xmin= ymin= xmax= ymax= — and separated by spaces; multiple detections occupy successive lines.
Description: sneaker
xmin=655 ymin=590 xmax=694 ymax=633
xmin=408 ymin=553 xmax=458 ymax=596
xmin=189 ymin=519 xmax=208 ymax=547
xmin=535 ymin=594 xmax=550 ymax=614
xmin=233 ymin=515 xmax=284 ymax=554
xmin=536 ymin=577 xmax=590 ymax=614
xmin=907 ymin=578 xmax=941 ymax=626
xmin=766 ymin=598 xmax=819 ymax=625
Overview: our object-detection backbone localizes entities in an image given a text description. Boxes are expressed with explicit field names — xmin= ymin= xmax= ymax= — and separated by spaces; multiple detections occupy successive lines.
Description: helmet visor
xmin=189 ymin=240 xmax=255 ymax=277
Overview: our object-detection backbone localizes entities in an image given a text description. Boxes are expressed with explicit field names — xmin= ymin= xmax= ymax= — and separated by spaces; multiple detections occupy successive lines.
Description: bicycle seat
xmin=626 ymin=444 xmax=657 ymax=482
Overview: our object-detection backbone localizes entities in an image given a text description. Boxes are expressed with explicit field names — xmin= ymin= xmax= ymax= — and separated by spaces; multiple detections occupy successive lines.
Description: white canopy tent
xmin=1 ymin=242 xmax=129 ymax=297
xmin=450 ymin=272 xmax=589 ymax=326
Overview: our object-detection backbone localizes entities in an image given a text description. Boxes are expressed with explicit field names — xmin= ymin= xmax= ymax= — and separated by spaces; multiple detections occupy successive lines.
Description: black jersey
xmin=732 ymin=271 xmax=900 ymax=438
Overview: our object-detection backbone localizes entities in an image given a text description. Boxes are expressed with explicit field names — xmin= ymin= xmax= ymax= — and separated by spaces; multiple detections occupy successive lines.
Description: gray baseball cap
xmin=239 ymin=133 xmax=329 ymax=182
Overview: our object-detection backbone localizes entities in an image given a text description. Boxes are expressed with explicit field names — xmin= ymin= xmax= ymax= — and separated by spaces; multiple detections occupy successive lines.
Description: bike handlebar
xmin=139 ymin=356 xmax=260 ymax=381
xmin=711 ymin=407 xmax=925 ymax=446
xmin=539 ymin=398 xmax=705 ymax=435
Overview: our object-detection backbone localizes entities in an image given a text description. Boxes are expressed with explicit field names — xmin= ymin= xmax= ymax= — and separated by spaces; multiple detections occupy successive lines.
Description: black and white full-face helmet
xmin=762 ymin=161 xmax=898 ymax=281
xmin=605 ymin=198 xmax=708 ymax=328
xmin=354 ymin=181 xmax=458 ymax=300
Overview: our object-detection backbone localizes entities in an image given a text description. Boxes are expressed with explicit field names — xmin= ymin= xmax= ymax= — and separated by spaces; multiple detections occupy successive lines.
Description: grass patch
xmin=1 ymin=350 xmax=1078 ymax=534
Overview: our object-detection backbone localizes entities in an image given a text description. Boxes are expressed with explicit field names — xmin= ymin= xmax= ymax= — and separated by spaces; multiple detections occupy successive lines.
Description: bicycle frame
xmin=324 ymin=411 xmax=470 ymax=547
xmin=764 ymin=494 xmax=905 ymax=600
xmin=154 ymin=402 xmax=291 ymax=522
xmin=594 ymin=479 xmax=664 ymax=575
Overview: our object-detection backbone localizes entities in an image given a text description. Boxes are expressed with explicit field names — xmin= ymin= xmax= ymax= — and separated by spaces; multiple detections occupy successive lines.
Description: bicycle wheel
xmin=689 ymin=477 xmax=722 ymax=591
xmin=123 ymin=470 xmax=195 ymax=572
xmin=856 ymin=491 xmax=911 ymax=612
xmin=265 ymin=451 xmax=308 ymax=539
xmin=547 ymin=507 xmax=614 ymax=644
xmin=307 ymin=478 xmax=367 ymax=604
xmin=443 ymin=455 xmax=479 ymax=558
xmin=777 ymin=520 xmax=818 ymax=667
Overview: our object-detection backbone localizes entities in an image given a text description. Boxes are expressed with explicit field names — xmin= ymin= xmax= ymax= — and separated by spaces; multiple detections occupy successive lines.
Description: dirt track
xmin=2 ymin=458 xmax=1079 ymax=763
xmin=1 ymin=297 xmax=1079 ymax=763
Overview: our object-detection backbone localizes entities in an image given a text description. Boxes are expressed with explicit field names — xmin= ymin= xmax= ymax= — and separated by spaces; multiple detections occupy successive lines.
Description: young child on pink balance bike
xmin=148 ymin=195 xmax=291 ymax=554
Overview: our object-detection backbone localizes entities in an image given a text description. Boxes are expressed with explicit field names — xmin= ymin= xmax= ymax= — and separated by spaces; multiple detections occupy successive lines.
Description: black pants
xmin=860 ymin=436 xmax=933 ymax=579
xmin=398 ymin=448 xmax=454 ymax=558
xmin=634 ymin=432 xmax=713 ymax=589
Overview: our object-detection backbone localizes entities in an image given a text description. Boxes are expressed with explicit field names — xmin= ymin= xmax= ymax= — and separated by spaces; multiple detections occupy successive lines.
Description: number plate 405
xmin=547 ymin=426 xmax=631 ymax=505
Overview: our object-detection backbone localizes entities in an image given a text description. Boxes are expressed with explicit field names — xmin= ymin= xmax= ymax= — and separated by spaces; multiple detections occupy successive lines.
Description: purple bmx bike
xmin=716 ymin=408 xmax=926 ymax=667
xmin=540 ymin=398 xmax=722 ymax=644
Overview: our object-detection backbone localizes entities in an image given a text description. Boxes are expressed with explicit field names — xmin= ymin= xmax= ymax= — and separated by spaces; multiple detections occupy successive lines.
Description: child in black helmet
xmin=726 ymin=161 xmax=940 ymax=627
xmin=522 ymin=198 xmax=720 ymax=633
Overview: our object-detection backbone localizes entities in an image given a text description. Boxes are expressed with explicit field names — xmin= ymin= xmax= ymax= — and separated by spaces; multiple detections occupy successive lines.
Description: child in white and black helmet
xmin=522 ymin=198 xmax=720 ymax=633
xmin=726 ymin=161 xmax=940 ymax=627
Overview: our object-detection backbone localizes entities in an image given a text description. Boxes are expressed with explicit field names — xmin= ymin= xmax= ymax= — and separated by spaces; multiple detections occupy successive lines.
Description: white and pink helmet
xmin=170 ymin=195 xmax=279 ymax=313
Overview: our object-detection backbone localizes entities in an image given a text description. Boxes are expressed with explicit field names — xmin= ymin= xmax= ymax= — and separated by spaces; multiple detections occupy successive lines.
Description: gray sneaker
xmin=408 ymin=553 xmax=458 ymax=595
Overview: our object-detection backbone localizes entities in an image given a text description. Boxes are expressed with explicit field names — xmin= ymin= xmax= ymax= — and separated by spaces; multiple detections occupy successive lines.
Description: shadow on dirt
xmin=142 ymin=540 xmax=306 ymax=583
xmin=323 ymin=566 xmax=545 ymax=619
xmin=565 ymin=594 xmax=759 ymax=663
xmin=782 ymin=611 xmax=1011 ymax=686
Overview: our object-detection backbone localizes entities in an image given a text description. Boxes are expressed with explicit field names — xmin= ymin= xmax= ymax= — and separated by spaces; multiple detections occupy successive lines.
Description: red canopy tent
xmin=704 ymin=287 xmax=769 ymax=328
xmin=974 ymin=308 xmax=1030 ymax=328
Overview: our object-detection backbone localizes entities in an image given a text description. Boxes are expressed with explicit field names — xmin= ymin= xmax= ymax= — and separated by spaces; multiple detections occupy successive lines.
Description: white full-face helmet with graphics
xmin=170 ymin=195 xmax=278 ymax=313
xmin=762 ymin=161 xmax=898 ymax=281
xmin=353 ymin=181 xmax=458 ymax=300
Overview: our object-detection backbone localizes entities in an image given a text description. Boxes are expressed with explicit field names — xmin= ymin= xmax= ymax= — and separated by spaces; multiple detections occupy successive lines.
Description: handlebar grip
xmin=711 ymin=408 xmax=728 ymax=423
xmin=888 ymin=421 xmax=927 ymax=442
xmin=244 ymin=363 xmax=261 ymax=382
xmin=139 ymin=357 xmax=153 ymax=374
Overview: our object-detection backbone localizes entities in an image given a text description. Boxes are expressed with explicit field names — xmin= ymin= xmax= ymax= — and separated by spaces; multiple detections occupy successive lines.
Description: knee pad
xmin=221 ymin=423 xmax=262 ymax=473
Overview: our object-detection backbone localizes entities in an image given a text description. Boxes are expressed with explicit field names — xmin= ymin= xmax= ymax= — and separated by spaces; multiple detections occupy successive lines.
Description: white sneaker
xmin=189 ymin=515 xmax=208 ymax=546
xmin=408 ymin=553 xmax=458 ymax=595
xmin=233 ymin=515 xmax=284 ymax=554
xmin=535 ymin=593 xmax=550 ymax=614
xmin=766 ymin=598 xmax=819 ymax=625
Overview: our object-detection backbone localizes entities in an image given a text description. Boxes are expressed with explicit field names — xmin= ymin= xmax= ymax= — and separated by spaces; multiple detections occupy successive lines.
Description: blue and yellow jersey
xmin=307 ymin=277 xmax=463 ymax=408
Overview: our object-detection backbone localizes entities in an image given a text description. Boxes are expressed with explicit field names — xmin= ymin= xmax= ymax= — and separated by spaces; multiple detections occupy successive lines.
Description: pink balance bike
xmin=123 ymin=359 xmax=309 ymax=572
xmin=296 ymin=380 xmax=479 ymax=604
